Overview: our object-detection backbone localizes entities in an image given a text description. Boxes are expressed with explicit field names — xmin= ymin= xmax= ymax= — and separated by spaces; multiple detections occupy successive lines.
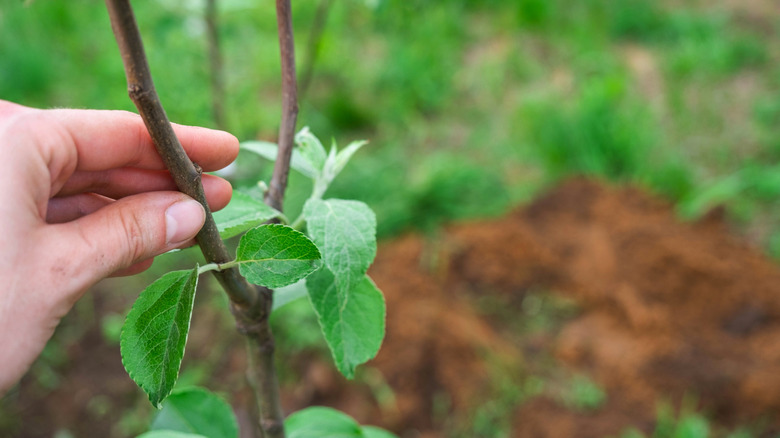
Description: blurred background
xmin=2 ymin=0 xmax=780 ymax=437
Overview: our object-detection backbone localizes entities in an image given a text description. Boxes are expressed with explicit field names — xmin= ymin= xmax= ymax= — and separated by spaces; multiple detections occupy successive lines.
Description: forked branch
xmin=104 ymin=1 xmax=287 ymax=437
xmin=104 ymin=0 xmax=256 ymax=308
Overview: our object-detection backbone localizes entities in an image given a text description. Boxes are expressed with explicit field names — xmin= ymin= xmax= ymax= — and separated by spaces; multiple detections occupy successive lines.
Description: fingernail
xmin=165 ymin=199 xmax=205 ymax=244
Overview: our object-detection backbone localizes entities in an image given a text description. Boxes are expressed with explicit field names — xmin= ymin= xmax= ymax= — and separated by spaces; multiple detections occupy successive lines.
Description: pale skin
xmin=0 ymin=100 xmax=238 ymax=394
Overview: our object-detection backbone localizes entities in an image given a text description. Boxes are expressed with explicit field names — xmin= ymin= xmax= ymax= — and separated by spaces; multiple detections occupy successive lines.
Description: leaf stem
xmin=207 ymin=260 xmax=240 ymax=273
xmin=289 ymin=180 xmax=327 ymax=231
xmin=275 ymin=212 xmax=292 ymax=226
xmin=197 ymin=262 xmax=226 ymax=275
xmin=290 ymin=214 xmax=306 ymax=231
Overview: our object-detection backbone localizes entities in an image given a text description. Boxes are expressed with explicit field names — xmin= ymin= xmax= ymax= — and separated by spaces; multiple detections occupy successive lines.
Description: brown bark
xmin=104 ymin=1 xmax=286 ymax=437
xmin=264 ymin=0 xmax=299 ymax=213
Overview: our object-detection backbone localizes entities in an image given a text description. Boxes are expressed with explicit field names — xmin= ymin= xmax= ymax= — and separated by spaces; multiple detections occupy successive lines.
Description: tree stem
xmin=249 ymin=3 xmax=300 ymax=437
xmin=206 ymin=0 xmax=227 ymax=131
xmin=105 ymin=0 xmax=255 ymax=308
xmin=104 ymin=2 xmax=285 ymax=437
xmin=265 ymin=0 xmax=299 ymax=212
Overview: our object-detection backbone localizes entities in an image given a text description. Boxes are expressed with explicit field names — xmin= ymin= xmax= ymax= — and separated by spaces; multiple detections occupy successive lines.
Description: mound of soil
xmin=345 ymin=178 xmax=780 ymax=436
xmin=4 ymin=178 xmax=780 ymax=437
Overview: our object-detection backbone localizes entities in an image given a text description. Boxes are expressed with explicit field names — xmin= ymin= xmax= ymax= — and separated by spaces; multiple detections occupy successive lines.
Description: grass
xmin=559 ymin=374 xmax=608 ymax=412
xmin=619 ymin=399 xmax=771 ymax=438
xmin=4 ymin=0 xmax=777 ymax=239
xmin=521 ymin=72 xmax=655 ymax=180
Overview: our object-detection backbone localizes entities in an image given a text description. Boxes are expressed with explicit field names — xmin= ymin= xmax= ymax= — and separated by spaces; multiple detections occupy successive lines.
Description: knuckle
xmin=10 ymin=111 xmax=78 ymax=175
xmin=117 ymin=209 xmax=150 ymax=265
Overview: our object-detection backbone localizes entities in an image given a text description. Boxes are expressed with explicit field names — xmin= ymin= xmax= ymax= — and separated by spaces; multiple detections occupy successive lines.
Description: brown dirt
xmin=363 ymin=178 xmax=780 ymax=436
xmin=4 ymin=177 xmax=780 ymax=437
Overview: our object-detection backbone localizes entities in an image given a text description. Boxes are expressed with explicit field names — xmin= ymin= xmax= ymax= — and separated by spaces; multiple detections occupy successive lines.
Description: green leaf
xmin=303 ymin=199 xmax=377 ymax=294
xmin=284 ymin=407 xmax=398 ymax=438
xmin=332 ymin=140 xmax=367 ymax=177
xmin=239 ymin=140 xmax=277 ymax=161
xmin=319 ymin=139 xmax=366 ymax=187
xmin=150 ymin=387 xmax=238 ymax=438
xmin=236 ymin=224 xmax=322 ymax=288
xmin=302 ymin=199 xmax=381 ymax=378
xmin=241 ymin=140 xmax=319 ymax=179
xmin=121 ymin=268 xmax=199 ymax=408
xmin=285 ymin=407 xmax=362 ymax=438
xmin=137 ymin=431 xmax=207 ymax=438
xmin=306 ymin=269 xmax=385 ymax=378
xmin=272 ymin=279 xmax=309 ymax=312
xmin=362 ymin=427 xmax=398 ymax=438
xmin=295 ymin=127 xmax=327 ymax=173
xmin=319 ymin=143 xmax=339 ymax=190
xmin=213 ymin=191 xmax=281 ymax=239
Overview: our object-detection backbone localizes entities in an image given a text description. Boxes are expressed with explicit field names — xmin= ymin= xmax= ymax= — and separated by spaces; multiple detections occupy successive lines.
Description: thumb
xmin=44 ymin=192 xmax=205 ymax=292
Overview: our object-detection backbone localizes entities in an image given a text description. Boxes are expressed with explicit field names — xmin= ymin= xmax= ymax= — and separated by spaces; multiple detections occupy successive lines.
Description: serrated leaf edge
xmin=307 ymin=271 xmax=385 ymax=379
xmin=120 ymin=268 xmax=199 ymax=408
xmin=236 ymin=224 xmax=322 ymax=264
xmin=236 ymin=224 xmax=323 ymax=288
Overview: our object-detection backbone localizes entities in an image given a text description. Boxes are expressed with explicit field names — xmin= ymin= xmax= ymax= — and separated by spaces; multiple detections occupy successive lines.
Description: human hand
xmin=0 ymin=100 xmax=238 ymax=393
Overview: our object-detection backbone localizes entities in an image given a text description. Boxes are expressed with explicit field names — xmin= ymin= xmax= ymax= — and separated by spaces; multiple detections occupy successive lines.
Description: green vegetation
xmin=3 ymin=0 xmax=779 ymax=243
xmin=114 ymin=117 xmax=390 ymax=437
xmin=4 ymin=0 xmax=780 ymax=435
xmin=619 ymin=400 xmax=769 ymax=438
xmin=559 ymin=374 xmax=608 ymax=412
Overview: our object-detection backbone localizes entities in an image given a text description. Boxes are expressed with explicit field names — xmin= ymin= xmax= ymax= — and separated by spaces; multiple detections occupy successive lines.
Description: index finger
xmin=46 ymin=107 xmax=239 ymax=172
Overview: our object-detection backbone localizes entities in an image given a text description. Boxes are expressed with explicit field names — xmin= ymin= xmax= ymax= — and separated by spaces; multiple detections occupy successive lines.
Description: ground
xmin=4 ymin=178 xmax=780 ymax=437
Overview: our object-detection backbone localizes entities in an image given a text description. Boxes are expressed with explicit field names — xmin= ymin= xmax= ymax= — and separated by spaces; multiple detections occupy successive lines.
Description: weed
xmin=523 ymin=73 xmax=654 ymax=181
xmin=653 ymin=402 xmax=710 ymax=438
xmin=618 ymin=400 xmax=769 ymax=438
xmin=608 ymin=0 xmax=669 ymax=42
xmin=560 ymin=374 xmax=607 ymax=412
xmin=515 ymin=0 xmax=555 ymax=28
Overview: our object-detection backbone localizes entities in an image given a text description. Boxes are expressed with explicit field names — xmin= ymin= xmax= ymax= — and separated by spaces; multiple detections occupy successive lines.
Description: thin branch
xmin=237 ymin=315 xmax=285 ymax=438
xmin=299 ymin=0 xmax=331 ymax=101
xmin=206 ymin=0 xmax=227 ymax=131
xmin=265 ymin=0 xmax=299 ymax=212
xmin=104 ymin=2 xmax=285 ymax=437
xmin=246 ymin=3 xmax=301 ymax=435
xmin=243 ymin=2 xmax=301 ymax=435
xmin=105 ymin=0 xmax=256 ymax=308
xmin=234 ymin=298 xmax=284 ymax=438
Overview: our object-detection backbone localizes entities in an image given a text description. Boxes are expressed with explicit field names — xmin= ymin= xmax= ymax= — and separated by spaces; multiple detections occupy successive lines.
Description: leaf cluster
xmin=142 ymin=389 xmax=395 ymax=438
xmin=120 ymin=129 xmax=391 ymax=436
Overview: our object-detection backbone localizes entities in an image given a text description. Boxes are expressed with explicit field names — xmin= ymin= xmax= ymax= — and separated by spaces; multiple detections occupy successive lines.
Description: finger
xmin=56 ymin=170 xmax=233 ymax=211
xmin=0 ymin=100 xmax=31 ymax=119
xmin=46 ymin=193 xmax=113 ymax=224
xmin=108 ymin=237 xmax=200 ymax=277
xmin=42 ymin=192 xmax=206 ymax=290
xmin=110 ymin=259 xmax=155 ymax=277
xmin=44 ymin=108 xmax=239 ymax=171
